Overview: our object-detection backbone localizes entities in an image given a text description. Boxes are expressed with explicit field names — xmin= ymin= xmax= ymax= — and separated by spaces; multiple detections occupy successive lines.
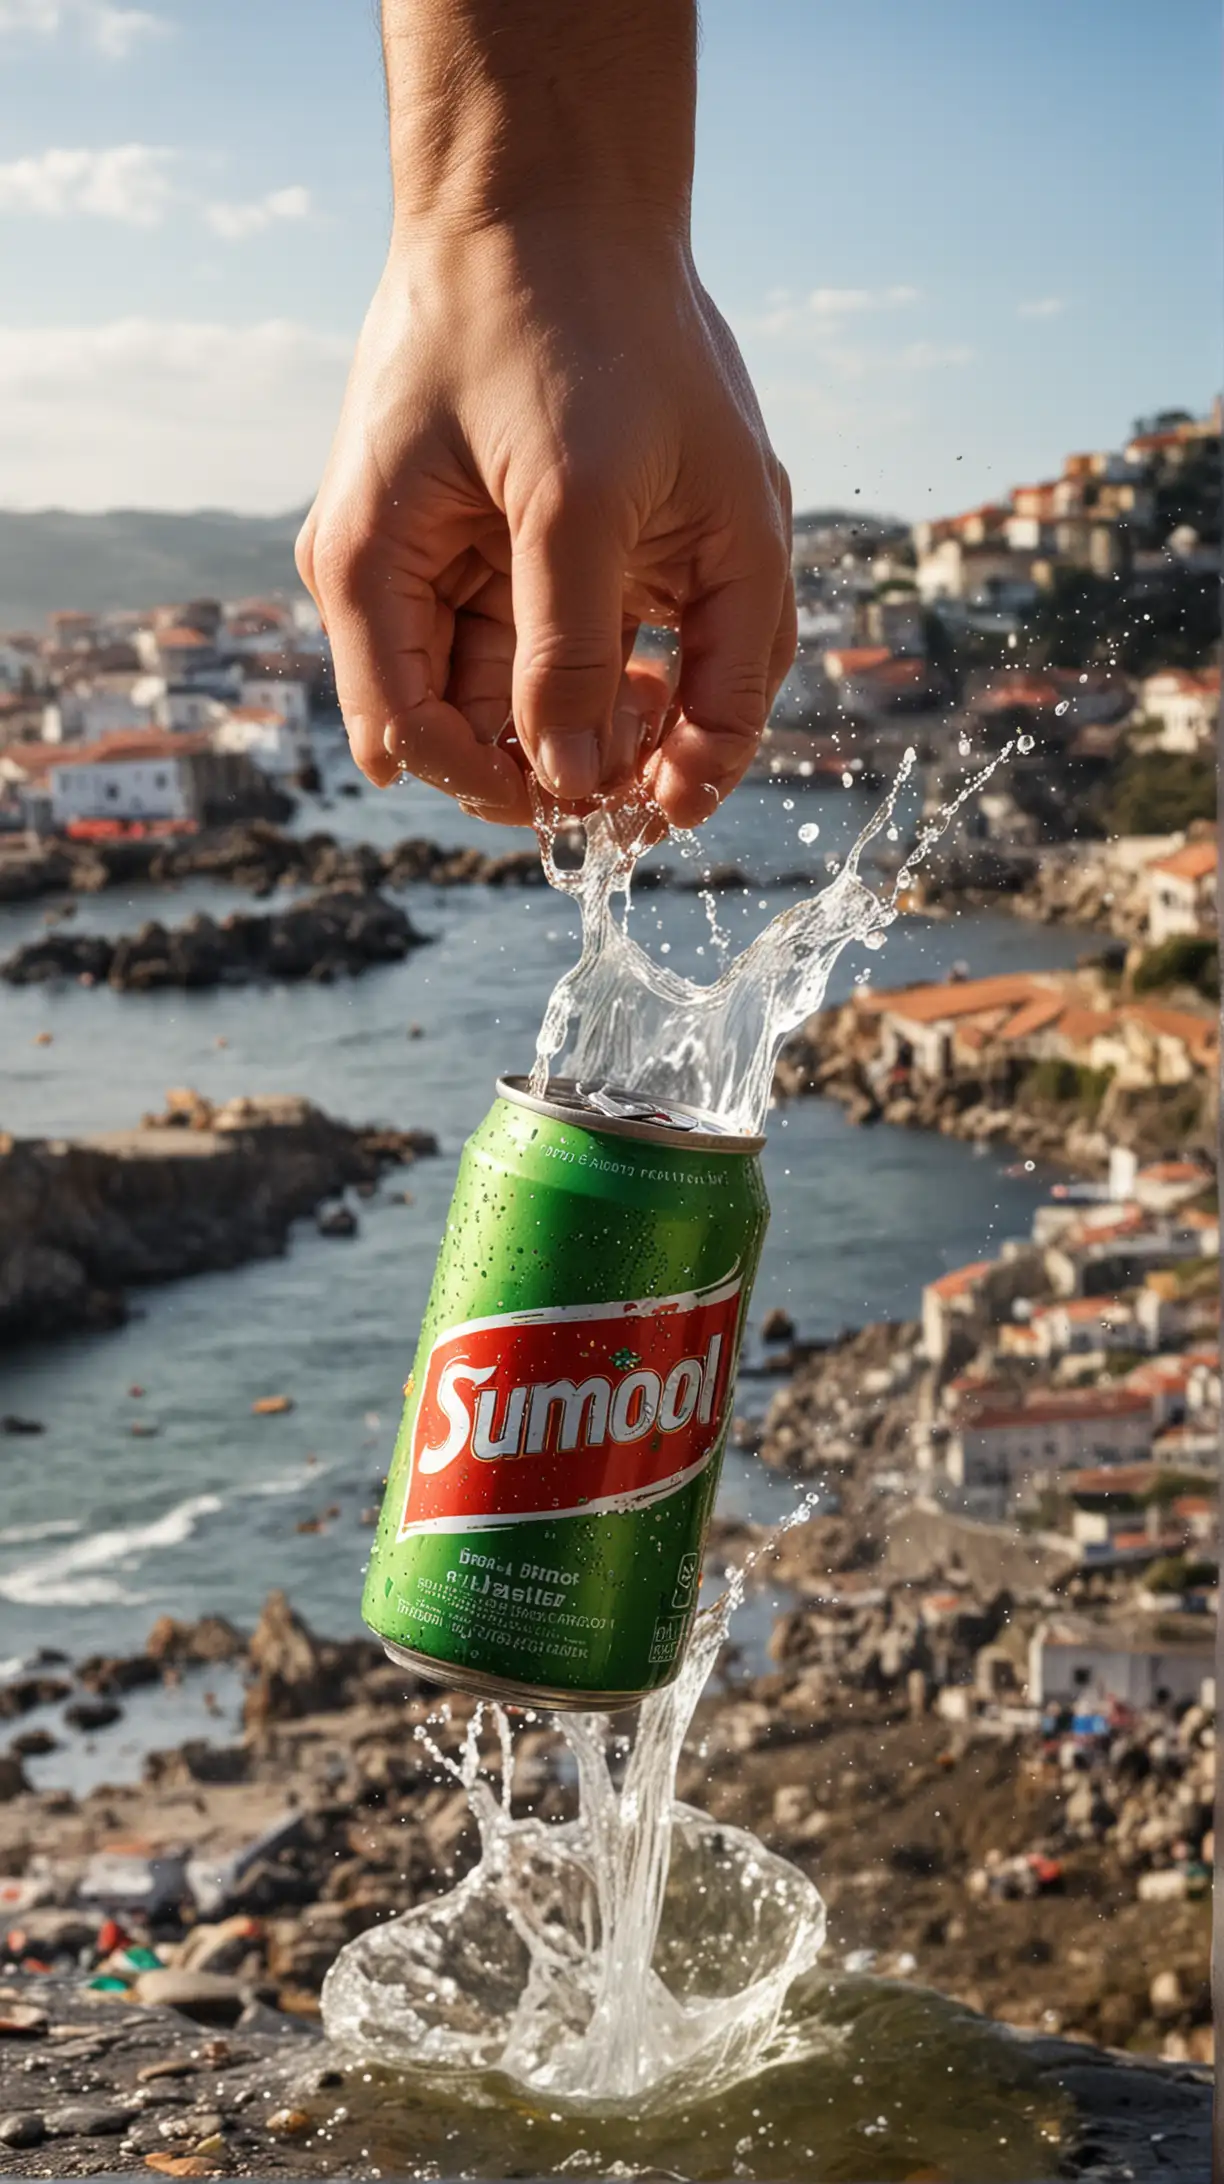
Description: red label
xmin=398 ymin=1272 xmax=743 ymax=1537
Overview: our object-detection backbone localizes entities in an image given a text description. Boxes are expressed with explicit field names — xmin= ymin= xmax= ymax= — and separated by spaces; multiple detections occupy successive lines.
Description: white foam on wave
xmin=0 ymin=1493 xmax=223 ymax=1607
xmin=239 ymin=1461 xmax=333 ymax=1500
xmin=0 ymin=1517 xmax=82 ymax=1547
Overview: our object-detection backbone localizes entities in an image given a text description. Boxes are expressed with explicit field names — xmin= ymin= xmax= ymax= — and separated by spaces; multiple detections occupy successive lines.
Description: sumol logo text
xmin=398 ymin=1272 xmax=742 ymax=1538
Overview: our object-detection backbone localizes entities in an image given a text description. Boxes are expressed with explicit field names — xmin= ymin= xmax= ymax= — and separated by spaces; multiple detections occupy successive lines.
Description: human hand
xmin=296 ymin=223 xmax=795 ymax=831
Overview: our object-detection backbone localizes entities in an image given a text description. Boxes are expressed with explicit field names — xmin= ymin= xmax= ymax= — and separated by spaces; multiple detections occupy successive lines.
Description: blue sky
xmin=0 ymin=0 xmax=1218 ymax=516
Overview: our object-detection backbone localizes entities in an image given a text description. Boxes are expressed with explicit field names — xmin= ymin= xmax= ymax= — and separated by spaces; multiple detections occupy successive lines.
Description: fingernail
xmin=608 ymin=708 xmax=639 ymax=783
xmin=537 ymin=731 xmax=600 ymax=800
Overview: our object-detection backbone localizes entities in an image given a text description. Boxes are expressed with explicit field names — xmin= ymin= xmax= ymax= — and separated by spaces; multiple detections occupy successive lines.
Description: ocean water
xmin=0 ymin=747 xmax=1089 ymax=1669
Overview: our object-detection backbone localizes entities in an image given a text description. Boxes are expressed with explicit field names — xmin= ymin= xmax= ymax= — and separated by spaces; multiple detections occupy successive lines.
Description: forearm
xmin=381 ymin=0 xmax=696 ymax=241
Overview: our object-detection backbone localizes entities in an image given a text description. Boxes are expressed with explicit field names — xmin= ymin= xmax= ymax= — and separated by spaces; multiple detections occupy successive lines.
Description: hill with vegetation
xmin=0 ymin=506 xmax=308 ymax=628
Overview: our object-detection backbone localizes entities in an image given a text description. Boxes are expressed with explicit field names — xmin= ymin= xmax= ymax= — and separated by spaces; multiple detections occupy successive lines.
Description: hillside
xmin=0 ymin=506 xmax=309 ymax=629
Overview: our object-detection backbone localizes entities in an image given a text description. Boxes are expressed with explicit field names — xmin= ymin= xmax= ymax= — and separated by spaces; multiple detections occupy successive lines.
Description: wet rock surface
xmin=0 ymin=1966 xmax=1206 ymax=2179
xmin=2 ymin=884 xmax=428 ymax=991
xmin=0 ymin=1090 xmax=437 ymax=1344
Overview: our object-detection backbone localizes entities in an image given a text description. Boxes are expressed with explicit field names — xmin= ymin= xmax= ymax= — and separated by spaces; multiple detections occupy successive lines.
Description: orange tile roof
xmin=156 ymin=627 xmax=210 ymax=648
xmin=928 ymin=1258 xmax=996 ymax=1299
xmin=1056 ymin=1005 xmax=1118 ymax=1045
xmin=965 ymin=1389 xmax=1152 ymax=1431
xmin=1139 ymin=1160 xmax=1210 ymax=1184
xmin=1064 ymin=1210 xmax=1149 ymax=1249
xmin=868 ymin=972 xmax=1050 ymax=1027
xmin=997 ymin=993 xmax=1068 ymax=1041
xmin=1045 ymin=1297 xmax=1130 ymax=1323
xmin=9 ymin=730 xmax=210 ymax=777
xmin=1147 ymin=840 xmax=1217 ymax=882
xmin=1125 ymin=1001 xmax=1217 ymax=1059
xmin=1070 ymin=1464 xmax=1158 ymax=1496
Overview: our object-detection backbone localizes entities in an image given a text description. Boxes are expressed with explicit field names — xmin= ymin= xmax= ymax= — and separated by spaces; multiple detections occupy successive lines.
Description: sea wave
xmin=0 ymin=1493 xmax=223 ymax=1608
xmin=0 ymin=1518 xmax=83 ymax=1547
xmin=239 ymin=1461 xmax=333 ymax=1499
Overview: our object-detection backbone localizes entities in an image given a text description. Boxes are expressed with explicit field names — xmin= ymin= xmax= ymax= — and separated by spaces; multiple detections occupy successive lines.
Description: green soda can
xmin=363 ymin=1076 xmax=768 ymax=1709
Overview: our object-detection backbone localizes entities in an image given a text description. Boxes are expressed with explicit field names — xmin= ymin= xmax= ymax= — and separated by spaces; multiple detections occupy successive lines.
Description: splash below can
xmin=363 ymin=1075 xmax=768 ymax=1710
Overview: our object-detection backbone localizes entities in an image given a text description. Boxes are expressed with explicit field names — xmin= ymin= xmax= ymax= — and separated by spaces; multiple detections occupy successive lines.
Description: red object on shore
xmin=63 ymin=817 xmax=198 ymax=842
xmin=97 ymin=1916 xmax=128 ymax=1955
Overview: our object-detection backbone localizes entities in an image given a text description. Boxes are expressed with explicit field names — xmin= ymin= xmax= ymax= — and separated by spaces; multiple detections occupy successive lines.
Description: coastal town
xmin=0 ymin=398 xmax=1216 ymax=2168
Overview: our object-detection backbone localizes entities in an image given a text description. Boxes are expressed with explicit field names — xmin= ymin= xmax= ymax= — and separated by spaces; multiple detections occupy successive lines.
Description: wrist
xmin=383 ymin=0 xmax=694 ymax=240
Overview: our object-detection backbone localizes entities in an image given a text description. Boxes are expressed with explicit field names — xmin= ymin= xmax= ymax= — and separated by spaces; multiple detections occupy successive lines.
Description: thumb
xmin=510 ymin=495 xmax=627 ymax=803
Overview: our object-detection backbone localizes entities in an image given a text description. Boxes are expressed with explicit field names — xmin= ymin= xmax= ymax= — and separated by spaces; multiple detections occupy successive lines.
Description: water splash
xmin=529 ymin=744 xmax=1009 ymax=1135
xmin=322 ymin=1566 xmax=827 ymax=2111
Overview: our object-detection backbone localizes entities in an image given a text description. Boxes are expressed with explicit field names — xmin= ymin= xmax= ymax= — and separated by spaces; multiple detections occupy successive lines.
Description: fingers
xmin=510 ymin=495 xmax=629 ymax=804
xmin=647 ymin=540 xmax=789 ymax=827
xmin=310 ymin=531 xmax=529 ymax=819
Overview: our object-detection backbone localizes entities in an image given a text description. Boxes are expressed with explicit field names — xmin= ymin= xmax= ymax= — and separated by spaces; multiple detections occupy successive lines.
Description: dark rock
xmin=63 ymin=1697 xmax=123 ymax=1732
xmin=0 ymin=1092 xmax=437 ymax=1347
xmin=76 ymin=1650 xmax=161 ymax=1695
xmin=0 ymin=1415 xmax=44 ymax=1435
xmin=0 ymin=1675 xmax=72 ymax=1718
xmin=44 ymin=2100 xmax=136 ymax=2137
xmin=761 ymin=1306 xmax=796 ymax=1344
xmin=0 ymin=1754 xmax=29 ymax=1800
xmin=8 ymin=1727 xmax=58 ymax=1757
xmin=145 ymin=1613 xmax=247 ymax=1665
xmin=0 ymin=884 xmax=430 ymax=993
xmin=0 ymin=2111 xmax=45 ymax=2147
xmin=316 ymin=1201 xmax=357 ymax=1239
xmin=243 ymin=1589 xmax=382 ymax=1734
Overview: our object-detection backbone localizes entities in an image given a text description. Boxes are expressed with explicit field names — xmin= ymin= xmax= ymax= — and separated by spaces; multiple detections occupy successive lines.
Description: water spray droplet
xmin=1017 ymin=734 xmax=1035 ymax=753
xmin=841 ymin=771 xmax=854 ymax=787
xmin=797 ymin=822 xmax=820 ymax=845
xmin=782 ymin=798 xmax=795 ymax=811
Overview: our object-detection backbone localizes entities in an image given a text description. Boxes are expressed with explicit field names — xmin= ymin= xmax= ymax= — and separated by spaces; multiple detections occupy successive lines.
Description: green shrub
xmin=1143 ymin=1555 xmax=1189 ymax=1593
xmin=1023 ymin=1058 xmax=1114 ymax=1115
xmin=1108 ymin=751 xmax=1217 ymax=834
xmin=1131 ymin=935 xmax=1219 ymax=999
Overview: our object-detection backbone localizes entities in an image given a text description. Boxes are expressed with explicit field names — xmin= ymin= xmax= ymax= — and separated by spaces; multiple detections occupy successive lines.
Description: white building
xmin=1027 ymin=1296 xmax=1140 ymax=1359
xmin=212 ymin=704 xmax=308 ymax=779
xmin=42 ymin=688 xmax=155 ymax=744
xmin=1137 ymin=669 xmax=1219 ymax=753
xmin=0 ymin=641 xmax=30 ymax=692
xmin=1029 ymin=1619 xmax=1214 ymax=1710
xmin=1145 ymin=838 xmax=1216 ymax=944
xmin=50 ymin=749 xmax=192 ymax=827
xmin=239 ymin=677 xmax=309 ymax=732
xmin=944 ymin=1389 xmax=1154 ymax=1518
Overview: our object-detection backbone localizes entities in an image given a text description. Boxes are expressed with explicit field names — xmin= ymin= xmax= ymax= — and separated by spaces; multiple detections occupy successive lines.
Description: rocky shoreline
xmin=0 ymin=820 xmax=822 ymax=907
xmin=776 ymin=998 xmax=1216 ymax=1177
xmin=0 ymin=1090 xmax=436 ymax=1345
xmin=2 ymin=884 xmax=429 ymax=992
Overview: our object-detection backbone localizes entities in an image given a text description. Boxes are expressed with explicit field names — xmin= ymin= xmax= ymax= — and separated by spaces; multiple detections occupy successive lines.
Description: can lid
xmin=496 ymin=1075 xmax=765 ymax=1153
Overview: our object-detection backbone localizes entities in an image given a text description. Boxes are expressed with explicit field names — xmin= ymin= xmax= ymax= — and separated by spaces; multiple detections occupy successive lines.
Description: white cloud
xmin=0 ymin=318 xmax=351 ymax=510
xmin=0 ymin=0 xmax=166 ymax=55
xmin=896 ymin=340 xmax=976 ymax=370
xmin=751 ymin=284 xmax=920 ymax=337
xmin=0 ymin=143 xmax=173 ymax=225
xmin=204 ymin=185 xmax=312 ymax=243
xmin=1017 ymin=296 xmax=1066 ymax=320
